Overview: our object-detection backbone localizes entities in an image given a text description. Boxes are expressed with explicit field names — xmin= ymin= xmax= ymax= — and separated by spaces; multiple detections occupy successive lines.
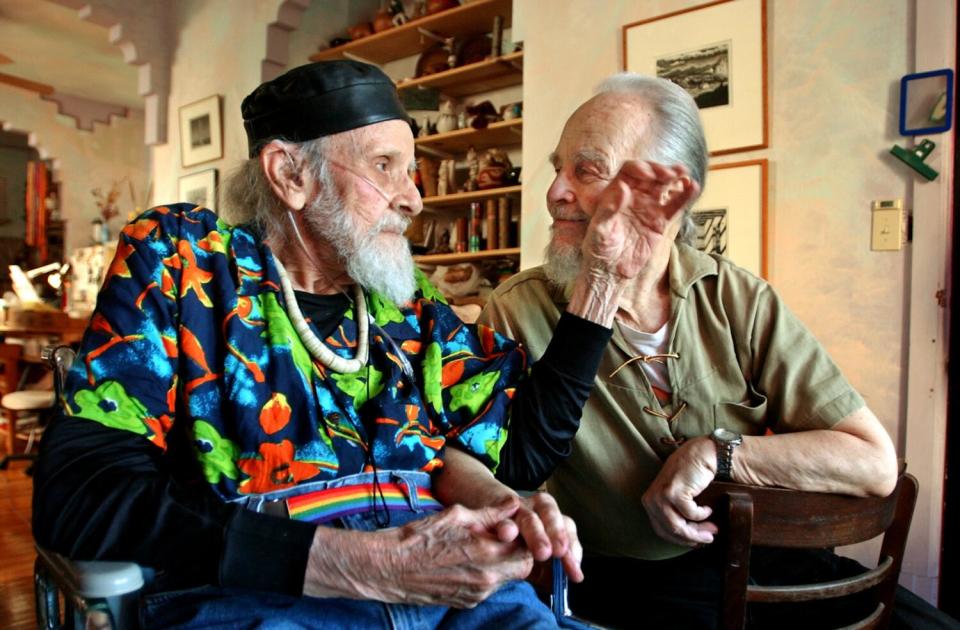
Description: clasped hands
xmin=304 ymin=491 xmax=581 ymax=609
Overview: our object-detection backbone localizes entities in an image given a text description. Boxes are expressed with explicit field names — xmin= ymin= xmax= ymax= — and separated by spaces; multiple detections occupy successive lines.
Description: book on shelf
xmin=498 ymin=197 xmax=510 ymax=249
xmin=455 ymin=217 xmax=468 ymax=253
xmin=485 ymin=199 xmax=498 ymax=250
xmin=468 ymin=202 xmax=482 ymax=252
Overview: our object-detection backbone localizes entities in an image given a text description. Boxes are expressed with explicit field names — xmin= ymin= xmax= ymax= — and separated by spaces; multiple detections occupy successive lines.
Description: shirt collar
xmin=668 ymin=242 xmax=718 ymax=299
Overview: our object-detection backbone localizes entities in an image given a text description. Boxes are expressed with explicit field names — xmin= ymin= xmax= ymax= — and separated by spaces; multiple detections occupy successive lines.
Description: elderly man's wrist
xmin=566 ymin=267 xmax=625 ymax=326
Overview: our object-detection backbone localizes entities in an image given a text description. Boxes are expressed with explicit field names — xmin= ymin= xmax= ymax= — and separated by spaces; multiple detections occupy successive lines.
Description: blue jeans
xmin=141 ymin=580 xmax=558 ymax=629
xmin=140 ymin=471 xmax=580 ymax=629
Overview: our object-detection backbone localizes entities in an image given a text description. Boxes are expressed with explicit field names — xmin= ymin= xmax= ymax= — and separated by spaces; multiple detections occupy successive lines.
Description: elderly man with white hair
xmin=481 ymin=74 xmax=904 ymax=629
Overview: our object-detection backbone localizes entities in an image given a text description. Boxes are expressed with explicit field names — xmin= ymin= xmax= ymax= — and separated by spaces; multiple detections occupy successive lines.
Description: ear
xmin=260 ymin=141 xmax=314 ymax=211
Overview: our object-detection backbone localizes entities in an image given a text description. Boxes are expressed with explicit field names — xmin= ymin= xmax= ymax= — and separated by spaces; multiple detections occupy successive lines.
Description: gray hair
xmin=595 ymin=73 xmax=708 ymax=244
xmin=221 ymin=136 xmax=332 ymax=245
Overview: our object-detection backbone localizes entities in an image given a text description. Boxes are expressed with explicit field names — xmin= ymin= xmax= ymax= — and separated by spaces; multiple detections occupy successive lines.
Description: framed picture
xmin=623 ymin=0 xmax=768 ymax=156
xmin=690 ymin=159 xmax=768 ymax=278
xmin=178 ymin=168 xmax=218 ymax=212
xmin=179 ymin=95 xmax=223 ymax=167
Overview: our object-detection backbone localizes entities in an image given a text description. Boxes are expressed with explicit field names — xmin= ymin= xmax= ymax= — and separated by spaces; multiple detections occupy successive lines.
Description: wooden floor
xmin=0 ymin=459 xmax=37 ymax=630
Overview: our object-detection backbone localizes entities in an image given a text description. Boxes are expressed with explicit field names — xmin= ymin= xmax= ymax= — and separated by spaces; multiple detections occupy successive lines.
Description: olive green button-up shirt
xmin=479 ymin=243 xmax=864 ymax=560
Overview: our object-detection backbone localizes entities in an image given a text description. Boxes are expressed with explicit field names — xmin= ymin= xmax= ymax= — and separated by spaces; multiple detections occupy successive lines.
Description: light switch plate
xmin=872 ymin=208 xmax=903 ymax=251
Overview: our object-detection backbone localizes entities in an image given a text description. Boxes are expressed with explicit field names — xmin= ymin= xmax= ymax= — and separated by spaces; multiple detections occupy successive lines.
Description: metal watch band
xmin=716 ymin=442 xmax=735 ymax=480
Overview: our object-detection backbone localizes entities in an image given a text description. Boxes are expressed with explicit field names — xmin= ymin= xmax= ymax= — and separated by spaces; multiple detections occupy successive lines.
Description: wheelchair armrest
xmin=36 ymin=547 xmax=144 ymax=598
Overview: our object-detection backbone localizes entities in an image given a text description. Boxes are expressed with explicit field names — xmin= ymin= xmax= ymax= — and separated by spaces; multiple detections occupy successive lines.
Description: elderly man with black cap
xmin=32 ymin=61 xmax=696 ymax=628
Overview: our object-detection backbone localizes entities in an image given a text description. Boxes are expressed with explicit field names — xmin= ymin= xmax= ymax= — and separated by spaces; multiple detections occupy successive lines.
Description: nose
xmin=394 ymin=172 xmax=423 ymax=217
xmin=546 ymin=169 xmax=575 ymax=207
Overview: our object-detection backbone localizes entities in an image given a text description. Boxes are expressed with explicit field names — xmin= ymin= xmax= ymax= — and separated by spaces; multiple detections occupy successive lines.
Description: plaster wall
xmin=0 ymin=83 xmax=147 ymax=254
xmin=287 ymin=0 xmax=379 ymax=65
xmin=150 ymin=0 xmax=286 ymax=207
xmin=519 ymin=0 xmax=936 ymax=593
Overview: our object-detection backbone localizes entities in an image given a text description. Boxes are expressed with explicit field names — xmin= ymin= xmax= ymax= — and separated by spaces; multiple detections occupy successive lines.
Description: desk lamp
xmin=8 ymin=263 xmax=64 ymax=309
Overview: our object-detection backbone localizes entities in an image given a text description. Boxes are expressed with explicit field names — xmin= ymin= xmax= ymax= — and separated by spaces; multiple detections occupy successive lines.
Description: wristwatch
xmin=711 ymin=428 xmax=743 ymax=481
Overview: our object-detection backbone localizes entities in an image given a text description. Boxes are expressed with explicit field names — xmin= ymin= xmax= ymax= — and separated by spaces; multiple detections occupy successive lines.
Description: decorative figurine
xmin=466 ymin=100 xmax=501 ymax=129
xmin=477 ymin=148 xmax=512 ymax=190
xmin=346 ymin=21 xmax=373 ymax=40
xmin=389 ymin=0 xmax=408 ymax=27
xmin=430 ymin=228 xmax=453 ymax=254
xmin=462 ymin=146 xmax=479 ymax=192
xmin=372 ymin=7 xmax=395 ymax=33
xmin=445 ymin=37 xmax=457 ymax=70
xmin=426 ymin=0 xmax=460 ymax=16
xmin=436 ymin=99 xmax=459 ymax=134
xmin=437 ymin=159 xmax=456 ymax=196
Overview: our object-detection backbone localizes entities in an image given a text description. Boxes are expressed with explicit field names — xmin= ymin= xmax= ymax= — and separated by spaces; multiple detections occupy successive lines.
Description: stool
xmin=0 ymin=388 xmax=54 ymax=469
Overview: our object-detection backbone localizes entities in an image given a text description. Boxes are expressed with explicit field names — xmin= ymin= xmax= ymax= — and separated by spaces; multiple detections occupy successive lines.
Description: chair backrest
xmin=697 ymin=474 xmax=919 ymax=630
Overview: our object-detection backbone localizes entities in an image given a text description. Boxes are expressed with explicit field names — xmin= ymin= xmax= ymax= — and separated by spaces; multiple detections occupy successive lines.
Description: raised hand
xmin=582 ymin=160 xmax=699 ymax=282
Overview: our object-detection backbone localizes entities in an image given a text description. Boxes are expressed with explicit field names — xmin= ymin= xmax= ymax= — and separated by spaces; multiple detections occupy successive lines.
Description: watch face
xmin=713 ymin=427 xmax=739 ymax=442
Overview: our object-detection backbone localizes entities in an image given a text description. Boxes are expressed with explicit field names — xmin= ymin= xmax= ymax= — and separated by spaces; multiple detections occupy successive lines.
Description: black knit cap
xmin=241 ymin=60 xmax=409 ymax=158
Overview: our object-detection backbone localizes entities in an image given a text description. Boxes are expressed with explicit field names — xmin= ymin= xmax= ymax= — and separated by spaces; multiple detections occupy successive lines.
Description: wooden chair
xmin=697 ymin=474 xmax=918 ymax=630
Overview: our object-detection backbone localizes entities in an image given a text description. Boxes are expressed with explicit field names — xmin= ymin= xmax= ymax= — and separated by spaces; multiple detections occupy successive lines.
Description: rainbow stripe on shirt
xmin=286 ymin=482 xmax=442 ymax=524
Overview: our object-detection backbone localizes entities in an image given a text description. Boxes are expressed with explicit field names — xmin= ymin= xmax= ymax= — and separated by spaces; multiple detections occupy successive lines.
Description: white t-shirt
xmin=618 ymin=320 xmax=671 ymax=397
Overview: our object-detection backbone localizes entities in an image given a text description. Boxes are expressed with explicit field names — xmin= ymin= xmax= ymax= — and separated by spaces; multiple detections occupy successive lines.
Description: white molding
xmin=902 ymin=0 xmax=956 ymax=607
xmin=40 ymin=91 xmax=128 ymax=132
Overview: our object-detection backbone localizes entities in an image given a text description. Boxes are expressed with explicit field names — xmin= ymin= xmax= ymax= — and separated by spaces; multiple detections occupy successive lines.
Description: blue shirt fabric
xmin=65 ymin=203 xmax=527 ymax=502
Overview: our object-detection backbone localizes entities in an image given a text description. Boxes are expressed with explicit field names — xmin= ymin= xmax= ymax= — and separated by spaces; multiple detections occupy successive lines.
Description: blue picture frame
xmin=899 ymin=69 xmax=953 ymax=136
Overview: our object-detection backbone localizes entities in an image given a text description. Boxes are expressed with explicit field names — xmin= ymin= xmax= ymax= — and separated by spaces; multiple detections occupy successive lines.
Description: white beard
xmin=542 ymin=230 xmax=583 ymax=292
xmin=303 ymin=187 xmax=417 ymax=306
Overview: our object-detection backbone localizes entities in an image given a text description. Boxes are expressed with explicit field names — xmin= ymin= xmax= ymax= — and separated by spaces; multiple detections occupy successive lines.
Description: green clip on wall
xmin=890 ymin=140 xmax=939 ymax=181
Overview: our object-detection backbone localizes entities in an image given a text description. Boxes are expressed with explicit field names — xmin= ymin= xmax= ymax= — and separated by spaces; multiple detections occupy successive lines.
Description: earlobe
xmin=260 ymin=142 xmax=311 ymax=211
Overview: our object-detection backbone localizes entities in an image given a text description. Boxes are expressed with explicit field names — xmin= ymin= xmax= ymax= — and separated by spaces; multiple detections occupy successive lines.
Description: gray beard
xmin=542 ymin=236 xmax=582 ymax=292
xmin=303 ymin=187 xmax=417 ymax=306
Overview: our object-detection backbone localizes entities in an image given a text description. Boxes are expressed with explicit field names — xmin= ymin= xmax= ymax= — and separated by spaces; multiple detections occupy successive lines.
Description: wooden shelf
xmin=309 ymin=0 xmax=513 ymax=65
xmin=422 ymin=184 xmax=521 ymax=209
xmin=416 ymin=118 xmax=521 ymax=155
xmin=415 ymin=247 xmax=519 ymax=265
xmin=397 ymin=51 xmax=522 ymax=97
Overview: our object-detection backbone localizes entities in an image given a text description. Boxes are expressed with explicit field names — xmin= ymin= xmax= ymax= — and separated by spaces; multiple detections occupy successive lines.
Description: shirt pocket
xmin=713 ymin=389 xmax=769 ymax=435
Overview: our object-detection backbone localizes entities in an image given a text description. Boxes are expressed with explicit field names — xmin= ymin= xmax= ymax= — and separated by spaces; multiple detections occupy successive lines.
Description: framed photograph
xmin=179 ymin=95 xmax=223 ymax=167
xmin=622 ymin=0 xmax=768 ymax=156
xmin=178 ymin=168 xmax=218 ymax=212
xmin=690 ymin=159 xmax=768 ymax=278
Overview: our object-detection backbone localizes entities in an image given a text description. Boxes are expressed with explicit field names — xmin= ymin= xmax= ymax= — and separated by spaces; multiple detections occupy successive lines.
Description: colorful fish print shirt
xmin=64 ymin=204 xmax=527 ymax=501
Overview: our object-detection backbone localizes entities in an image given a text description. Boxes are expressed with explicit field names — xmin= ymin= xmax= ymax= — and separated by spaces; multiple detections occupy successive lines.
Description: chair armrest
xmin=35 ymin=546 xmax=144 ymax=598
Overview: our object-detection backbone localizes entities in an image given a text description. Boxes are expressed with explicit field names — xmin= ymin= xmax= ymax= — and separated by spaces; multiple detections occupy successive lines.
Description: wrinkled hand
xmin=641 ymin=436 xmax=719 ymax=546
xmin=303 ymin=501 xmax=532 ymax=608
xmin=492 ymin=492 xmax=583 ymax=584
xmin=582 ymin=160 xmax=699 ymax=281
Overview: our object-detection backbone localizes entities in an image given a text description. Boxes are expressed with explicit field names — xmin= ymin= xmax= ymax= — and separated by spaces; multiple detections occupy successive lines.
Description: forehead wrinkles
xmin=328 ymin=122 xmax=414 ymax=161
xmin=558 ymin=95 xmax=652 ymax=164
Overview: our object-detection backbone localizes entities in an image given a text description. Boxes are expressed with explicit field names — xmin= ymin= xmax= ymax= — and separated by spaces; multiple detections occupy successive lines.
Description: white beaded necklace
xmin=273 ymin=255 xmax=369 ymax=374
